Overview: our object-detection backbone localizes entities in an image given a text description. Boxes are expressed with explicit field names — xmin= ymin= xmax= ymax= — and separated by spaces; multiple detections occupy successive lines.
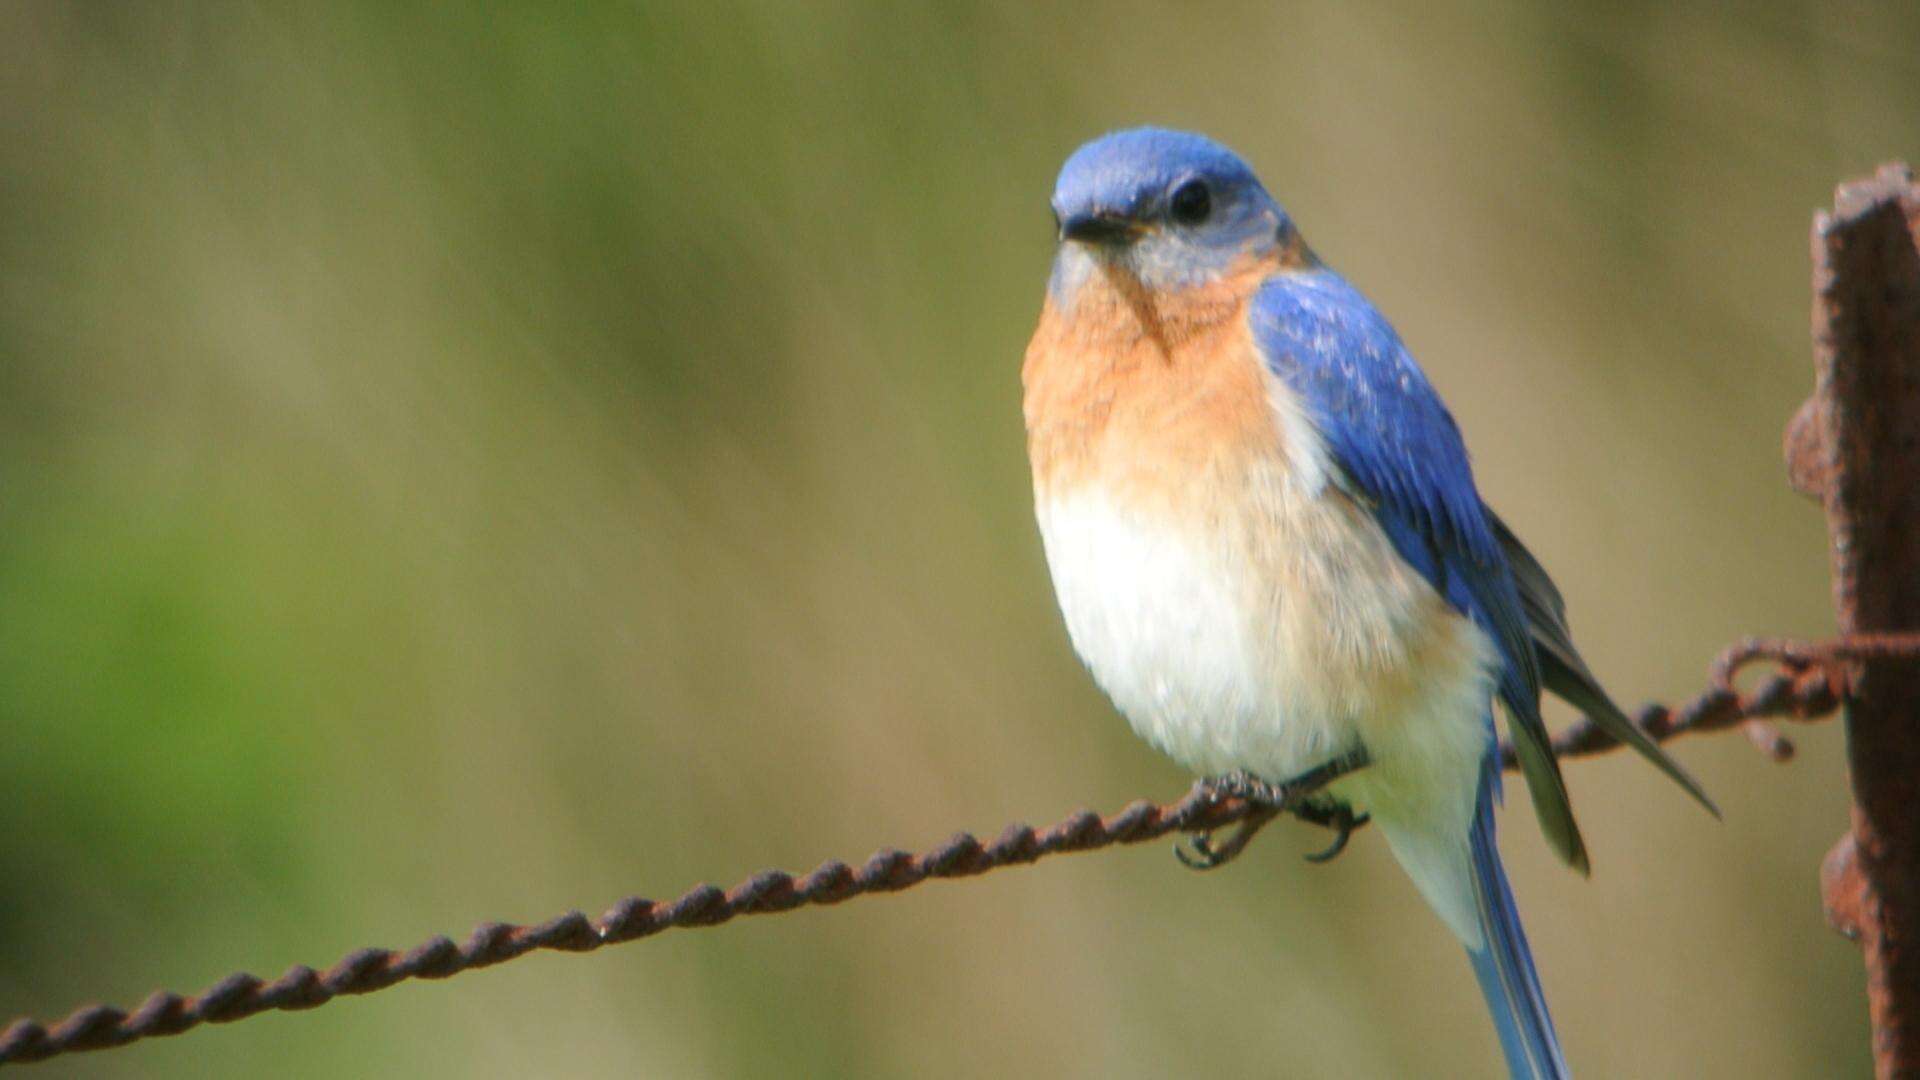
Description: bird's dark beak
xmin=1059 ymin=211 xmax=1141 ymax=245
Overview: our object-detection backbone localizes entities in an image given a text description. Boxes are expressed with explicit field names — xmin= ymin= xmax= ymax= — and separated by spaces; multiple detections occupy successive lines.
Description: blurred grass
xmin=0 ymin=2 xmax=1915 ymax=1076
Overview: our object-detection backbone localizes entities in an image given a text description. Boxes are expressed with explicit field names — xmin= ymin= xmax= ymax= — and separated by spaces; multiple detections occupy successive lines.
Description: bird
xmin=1020 ymin=128 xmax=1716 ymax=1079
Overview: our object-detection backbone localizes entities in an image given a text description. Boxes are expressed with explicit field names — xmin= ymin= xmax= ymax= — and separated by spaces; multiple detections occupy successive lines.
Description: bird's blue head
xmin=1048 ymin=128 xmax=1292 ymax=295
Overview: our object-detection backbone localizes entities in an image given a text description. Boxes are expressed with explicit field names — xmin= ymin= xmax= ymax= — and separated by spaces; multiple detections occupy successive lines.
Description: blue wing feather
xmin=1257 ymin=274 xmax=1490 ymax=555
xmin=1249 ymin=269 xmax=1530 ymax=698
xmin=1252 ymin=265 xmax=1581 ymax=1077
xmin=1249 ymin=269 xmax=1583 ymax=861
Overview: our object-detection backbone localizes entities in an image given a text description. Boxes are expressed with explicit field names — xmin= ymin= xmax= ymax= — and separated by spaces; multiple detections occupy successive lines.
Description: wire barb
xmin=1499 ymin=633 xmax=1920 ymax=770
xmin=1 ymin=633 xmax=1916 ymax=1068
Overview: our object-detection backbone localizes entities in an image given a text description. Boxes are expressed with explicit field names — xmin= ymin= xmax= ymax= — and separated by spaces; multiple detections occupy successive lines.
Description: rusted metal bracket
xmin=1789 ymin=162 xmax=1920 ymax=1079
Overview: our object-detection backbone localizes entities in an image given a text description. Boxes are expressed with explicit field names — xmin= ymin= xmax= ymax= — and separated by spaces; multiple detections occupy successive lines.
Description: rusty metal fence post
xmin=1789 ymin=163 xmax=1920 ymax=1078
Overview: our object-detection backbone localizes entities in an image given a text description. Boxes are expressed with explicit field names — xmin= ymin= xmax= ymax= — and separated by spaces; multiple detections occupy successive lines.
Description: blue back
xmin=1251 ymin=267 xmax=1574 ymax=1078
xmin=1249 ymin=268 xmax=1541 ymax=756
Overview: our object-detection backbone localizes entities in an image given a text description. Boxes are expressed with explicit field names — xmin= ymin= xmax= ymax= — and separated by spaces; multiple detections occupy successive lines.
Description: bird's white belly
xmin=1035 ymin=485 xmax=1359 ymax=781
xmin=1036 ymin=480 xmax=1504 ymax=941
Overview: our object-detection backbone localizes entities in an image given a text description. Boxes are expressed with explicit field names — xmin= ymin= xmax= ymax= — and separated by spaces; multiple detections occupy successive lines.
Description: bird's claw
xmin=1174 ymin=750 xmax=1371 ymax=870
xmin=1174 ymin=832 xmax=1229 ymax=870
xmin=1174 ymin=804 xmax=1279 ymax=871
xmin=1300 ymin=804 xmax=1368 ymax=864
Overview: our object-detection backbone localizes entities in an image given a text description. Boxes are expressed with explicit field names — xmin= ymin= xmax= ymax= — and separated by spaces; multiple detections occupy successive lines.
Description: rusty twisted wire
xmin=1505 ymin=632 xmax=1920 ymax=769
xmin=2 ymin=633 xmax=1917 ymax=1068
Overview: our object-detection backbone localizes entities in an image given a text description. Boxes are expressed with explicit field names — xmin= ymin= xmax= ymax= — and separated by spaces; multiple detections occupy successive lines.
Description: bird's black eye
xmin=1169 ymin=180 xmax=1211 ymax=226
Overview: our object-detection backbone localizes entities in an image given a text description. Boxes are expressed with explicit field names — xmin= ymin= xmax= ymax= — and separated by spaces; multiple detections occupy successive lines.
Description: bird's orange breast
xmin=1021 ymin=254 xmax=1285 ymax=507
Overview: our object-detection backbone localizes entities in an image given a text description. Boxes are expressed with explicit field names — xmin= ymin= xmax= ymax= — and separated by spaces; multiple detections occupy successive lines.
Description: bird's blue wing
xmin=1252 ymin=273 xmax=1503 ymax=572
xmin=1248 ymin=269 xmax=1520 ymax=678
xmin=1249 ymin=269 xmax=1586 ymax=872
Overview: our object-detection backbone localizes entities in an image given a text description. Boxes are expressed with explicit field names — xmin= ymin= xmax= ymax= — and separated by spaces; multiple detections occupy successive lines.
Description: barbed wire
xmin=1508 ymin=632 xmax=1920 ymax=768
xmin=2 ymin=633 xmax=1916 ymax=1068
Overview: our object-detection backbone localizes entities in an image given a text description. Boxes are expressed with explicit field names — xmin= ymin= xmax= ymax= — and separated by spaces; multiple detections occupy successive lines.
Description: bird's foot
xmin=1290 ymin=801 xmax=1370 ymax=864
xmin=1194 ymin=768 xmax=1289 ymax=808
xmin=1174 ymin=803 xmax=1280 ymax=871
xmin=1175 ymin=749 xmax=1370 ymax=871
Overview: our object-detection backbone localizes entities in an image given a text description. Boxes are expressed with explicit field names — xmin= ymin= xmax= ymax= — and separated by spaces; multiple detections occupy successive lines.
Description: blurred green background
xmin=2 ymin=3 xmax=1915 ymax=1076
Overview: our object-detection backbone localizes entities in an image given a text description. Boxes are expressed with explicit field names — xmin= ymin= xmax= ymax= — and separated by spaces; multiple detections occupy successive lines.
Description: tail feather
xmin=1466 ymin=769 xmax=1569 ymax=1079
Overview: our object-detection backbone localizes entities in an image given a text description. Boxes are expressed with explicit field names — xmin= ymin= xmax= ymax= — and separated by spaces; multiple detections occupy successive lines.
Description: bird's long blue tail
xmin=1466 ymin=769 xmax=1570 ymax=1080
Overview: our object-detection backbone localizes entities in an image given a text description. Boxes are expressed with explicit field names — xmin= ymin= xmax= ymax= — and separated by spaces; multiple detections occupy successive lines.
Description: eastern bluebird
xmin=1022 ymin=128 xmax=1715 ymax=1079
